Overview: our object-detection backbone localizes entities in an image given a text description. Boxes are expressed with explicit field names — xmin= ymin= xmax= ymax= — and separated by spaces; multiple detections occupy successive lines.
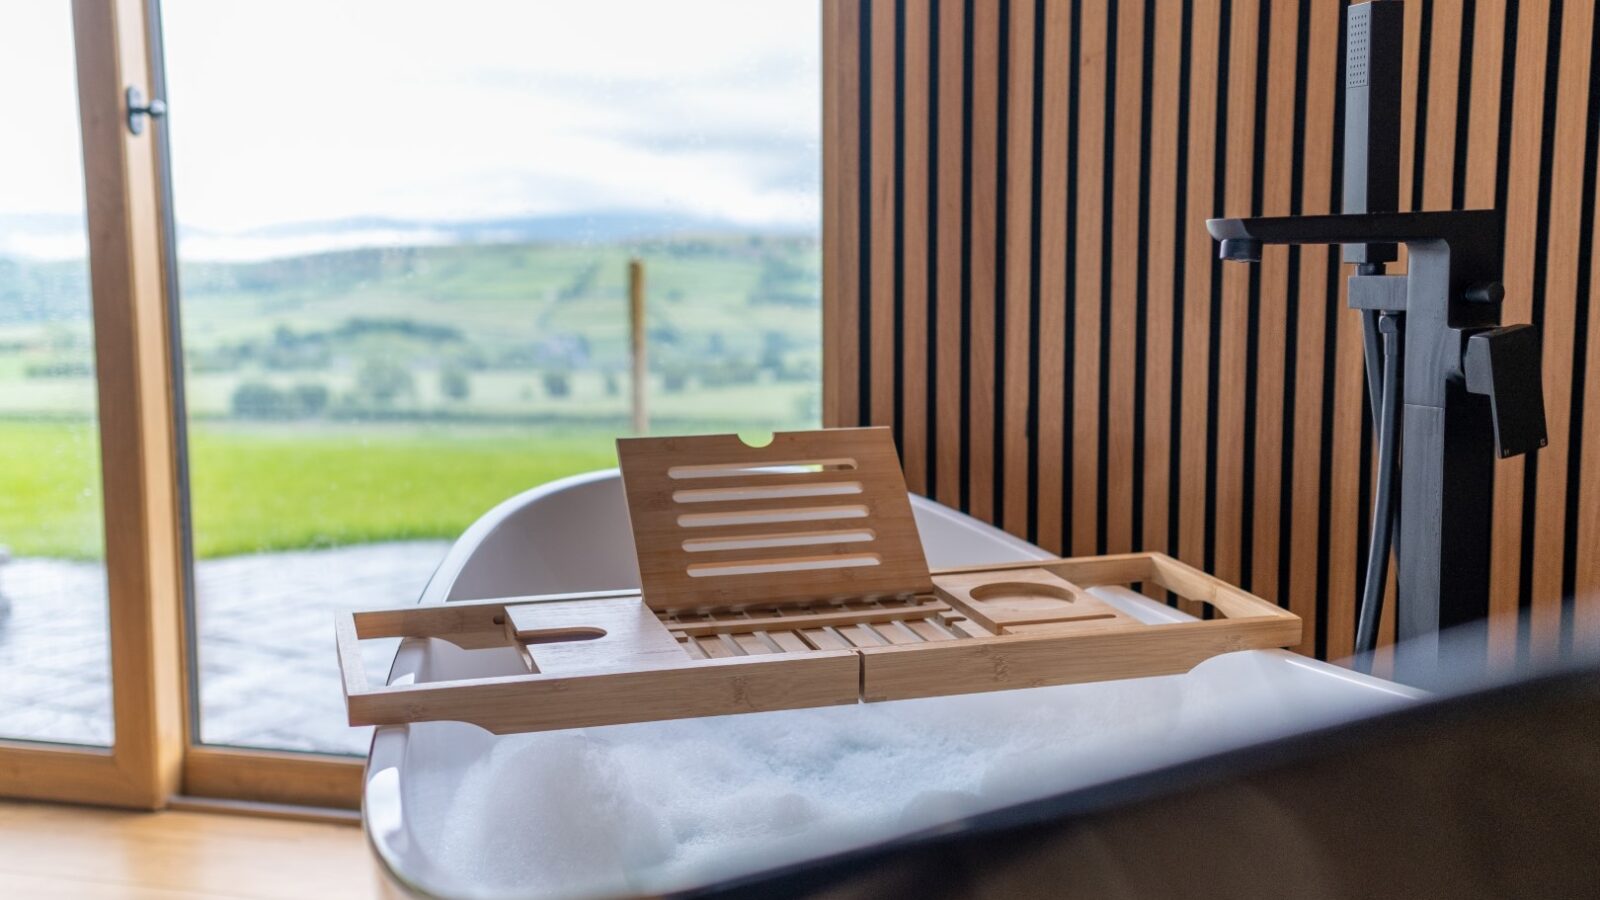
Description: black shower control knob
xmin=1464 ymin=324 xmax=1547 ymax=459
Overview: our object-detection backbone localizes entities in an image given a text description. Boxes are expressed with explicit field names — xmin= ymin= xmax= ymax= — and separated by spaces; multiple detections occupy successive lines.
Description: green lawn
xmin=0 ymin=420 xmax=619 ymax=560
xmin=0 ymin=420 xmax=105 ymax=559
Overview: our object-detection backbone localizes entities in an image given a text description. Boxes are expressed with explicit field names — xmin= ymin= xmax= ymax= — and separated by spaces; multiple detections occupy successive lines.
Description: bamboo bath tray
xmin=338 ymin=428 xmax=1300 ymax=734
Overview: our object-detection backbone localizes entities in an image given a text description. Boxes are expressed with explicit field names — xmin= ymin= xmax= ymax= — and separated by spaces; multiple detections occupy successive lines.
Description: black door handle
xmin=126 ymin=85 xmax=166 ymax=136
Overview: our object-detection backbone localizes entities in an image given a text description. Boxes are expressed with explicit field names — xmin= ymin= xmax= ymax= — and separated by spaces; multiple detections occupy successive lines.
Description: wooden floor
xmin=0 ymin=800 xmax=385 ymax=899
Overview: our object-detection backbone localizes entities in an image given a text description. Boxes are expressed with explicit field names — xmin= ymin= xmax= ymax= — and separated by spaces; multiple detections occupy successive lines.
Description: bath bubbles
xmin=403 ymin=638 xmax=1417 ymax=897
xmin=420 ymin=673 xmax=1193 ymax=896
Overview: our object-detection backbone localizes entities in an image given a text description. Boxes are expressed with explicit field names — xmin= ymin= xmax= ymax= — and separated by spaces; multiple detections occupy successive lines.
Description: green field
xmin=0 ymin=420 xmax=622 ymax=560
xmin=2 ymin=237 xmax=821 ymax=422
xmin=0 ymin=233 xmax=819 ymax=559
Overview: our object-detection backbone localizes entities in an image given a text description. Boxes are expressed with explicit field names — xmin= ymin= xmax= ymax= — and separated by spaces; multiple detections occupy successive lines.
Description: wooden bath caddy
xmin=337 ymin=428 xmax=1300 ymax=734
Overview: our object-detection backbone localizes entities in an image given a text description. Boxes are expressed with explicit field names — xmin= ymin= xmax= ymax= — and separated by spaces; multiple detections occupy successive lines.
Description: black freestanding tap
xmin=1206 ymin=1 xmax=1546 ymax=684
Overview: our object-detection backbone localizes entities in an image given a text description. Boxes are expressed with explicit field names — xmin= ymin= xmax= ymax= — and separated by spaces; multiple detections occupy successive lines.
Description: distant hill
xmin=219 ymin=210 xmax=813 ymax=244
xmin=0 ymin=226 xmax=818 ymax=325
xmin=0 ymin=255 xmax=92 ymax=324
xmin=1 ymin=209 xmax=816 ymax=267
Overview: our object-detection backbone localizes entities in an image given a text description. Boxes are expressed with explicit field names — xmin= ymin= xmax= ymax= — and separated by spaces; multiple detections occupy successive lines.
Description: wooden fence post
xmin=629 ymin=257 xmax=648 ymax=434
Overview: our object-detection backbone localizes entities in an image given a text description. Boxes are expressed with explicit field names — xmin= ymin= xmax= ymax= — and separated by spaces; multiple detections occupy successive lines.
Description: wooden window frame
xmin=0 ymin=0 xmax=365 ymax=813
xmin=0 ymin=0 xmax=184 ymax=810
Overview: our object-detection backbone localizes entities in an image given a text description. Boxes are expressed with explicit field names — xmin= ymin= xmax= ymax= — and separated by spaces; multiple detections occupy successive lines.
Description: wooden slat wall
xmin=823 ymin=0 xmax=1600 ymax=665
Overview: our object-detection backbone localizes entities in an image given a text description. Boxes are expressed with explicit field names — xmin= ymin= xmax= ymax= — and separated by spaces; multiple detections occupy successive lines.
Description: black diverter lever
xmin=1464 ymin=324 xmax=1548 ymax=458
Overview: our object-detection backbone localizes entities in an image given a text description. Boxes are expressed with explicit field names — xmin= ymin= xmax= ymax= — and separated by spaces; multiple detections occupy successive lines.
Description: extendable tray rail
xmin=338 ymin=429 xmax=1300 ymax=735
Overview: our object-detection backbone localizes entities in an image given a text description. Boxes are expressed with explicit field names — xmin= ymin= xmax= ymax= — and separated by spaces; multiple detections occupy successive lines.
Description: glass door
xmin=0 ymin=0 xmax=112 ymax=751
xmin=154 ymin=0 xmax=820 ymax=804
xmin=0 ymin=0 xmax=185 ymax=809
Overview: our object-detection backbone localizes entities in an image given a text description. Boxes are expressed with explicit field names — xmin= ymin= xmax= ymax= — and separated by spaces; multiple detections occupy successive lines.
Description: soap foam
xmin=414 ymin=674 xmax=1192 ymax=897
xmin=389 ymin=599 xmax=1419 ymax=899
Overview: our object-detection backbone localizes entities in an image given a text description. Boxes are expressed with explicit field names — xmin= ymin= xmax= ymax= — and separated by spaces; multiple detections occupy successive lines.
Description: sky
xmin=0 ymin=0 xmax=820 ymax=259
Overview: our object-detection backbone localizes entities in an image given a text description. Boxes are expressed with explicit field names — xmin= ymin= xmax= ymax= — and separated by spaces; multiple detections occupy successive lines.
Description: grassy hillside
xmin=175 ymin=236 xmax=819 ymax=375
xmin=0 ymin=420 xmax=620 ymax=559
xmin=0 ymin=233 xmax=820 ymax=558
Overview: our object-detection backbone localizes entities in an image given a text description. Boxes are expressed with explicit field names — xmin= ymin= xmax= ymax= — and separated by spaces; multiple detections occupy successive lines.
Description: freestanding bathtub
xmin=364 ymin=470 xmax=1421 ymax=899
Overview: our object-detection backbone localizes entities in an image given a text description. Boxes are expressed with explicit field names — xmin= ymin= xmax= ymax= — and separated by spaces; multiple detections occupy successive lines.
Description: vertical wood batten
xmin=1530 ymin=0 xmax=1595 ymax=657
xmin=822 ymin=0 xmax=860 ymax=428
xmin=1326 ymin=266 xmax=1364 ymax=658
xmin=1102 ymin=0 xmax=1143 ymax=555
xmin=1577 ymin=7 xmax=1600 ymax=657
xmin=869 ymin=0 xmax=898 ymax=429
xmin=901 ymin=0 xmax=931 ymax=494
xmin=1071 ymin=1 xmax=1108 ymax=555
xmin=1001 ymin=0 xmax=1035 ymax=537
xmin=1287 ymin=0 xmax=1340 ymax=655
xmin=1463 ymin=0 xmax=1507 ymax=206
xmin=1578 ymin=160 xmax=1600 ymax=654
xmin=1422 ymin=0 xmax=1464 ymax=210
xmin=1213 ymin=0 xmax=1261 ymax=587
xmin=1462 ymin=0 xmax=1512 ymax=660
xmin=966 ymin=0 xmax=1000 ymax=522
xmin=1490 ymin=0 xmax=1548 ymax=665
xmin=1176 ymin=0 xmax=1223 ymax=617
xmin=1033 ymin=0 xmax=1069 ymax=554
xmin=1248 ymin=0 xmax=1300 ymax=603
xmin=1397 ymin=0 xmax=1425 ymax=214
xmin=1140 ymin=1 xmax=1181 ymax=560
xmin=933 ymin=0 xmax=966 ymax=507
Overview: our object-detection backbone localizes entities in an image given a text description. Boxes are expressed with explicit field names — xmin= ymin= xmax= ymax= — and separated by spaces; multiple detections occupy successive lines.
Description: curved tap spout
xmin=1207 ymin=209 xmax=1501 ymax=262
xmin=1208 ymin=209 xmax=1505 ymax=337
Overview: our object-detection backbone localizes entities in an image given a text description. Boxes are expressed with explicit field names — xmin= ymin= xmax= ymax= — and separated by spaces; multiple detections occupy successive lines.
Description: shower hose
xmin=1355 ymin=307 xmax=1403 ymax=671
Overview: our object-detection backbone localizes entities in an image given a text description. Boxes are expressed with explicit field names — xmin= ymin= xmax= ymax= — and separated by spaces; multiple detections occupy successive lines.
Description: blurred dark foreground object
xmin=700 ymin=664 xmax=1600 ymax=900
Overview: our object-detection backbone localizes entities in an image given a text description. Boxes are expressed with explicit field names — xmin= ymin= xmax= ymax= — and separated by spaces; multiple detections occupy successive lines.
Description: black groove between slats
xmin=993 ymin=0 xmax=1011 ymax=526
xmin=1025 ymin=0 xmax=1046 ymax=543
xmin=1096 ymin=0 xmax=1119 ymax=556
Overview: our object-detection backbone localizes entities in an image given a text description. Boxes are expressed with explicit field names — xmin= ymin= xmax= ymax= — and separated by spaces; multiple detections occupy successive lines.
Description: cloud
xmin=0 ymin=0 xmax=821 ymax=248
xmin=0 ymin=6 xmax=88 ymax=219
xmin=157 ymin=0 xmax=820 ymax=232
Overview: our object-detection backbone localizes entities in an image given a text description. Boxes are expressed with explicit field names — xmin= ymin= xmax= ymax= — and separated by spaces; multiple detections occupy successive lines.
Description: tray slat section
xmin=655 ymin=595 xmax=969 ymax=657
xmin=338 ymin=552 xmax=1302 ymax=735
xmin=616 ymin=428 xmax=933 ymax=611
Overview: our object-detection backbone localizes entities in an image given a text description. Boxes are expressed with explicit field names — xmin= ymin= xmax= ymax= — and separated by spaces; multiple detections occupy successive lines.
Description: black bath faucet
xmin=1207 ymin=208 xmax=1546 ymax=680
xmin=1203 ymin=0 xmax=1548 ymax=684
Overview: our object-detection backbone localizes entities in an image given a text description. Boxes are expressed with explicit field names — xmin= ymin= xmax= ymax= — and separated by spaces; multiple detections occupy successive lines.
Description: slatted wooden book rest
xmin=337 ymin=427 xmax=1300 ymax=734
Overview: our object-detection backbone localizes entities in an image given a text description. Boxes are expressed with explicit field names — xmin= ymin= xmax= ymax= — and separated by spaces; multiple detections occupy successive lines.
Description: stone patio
xmin=0 ymin=541 xmax=449 ymax=755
